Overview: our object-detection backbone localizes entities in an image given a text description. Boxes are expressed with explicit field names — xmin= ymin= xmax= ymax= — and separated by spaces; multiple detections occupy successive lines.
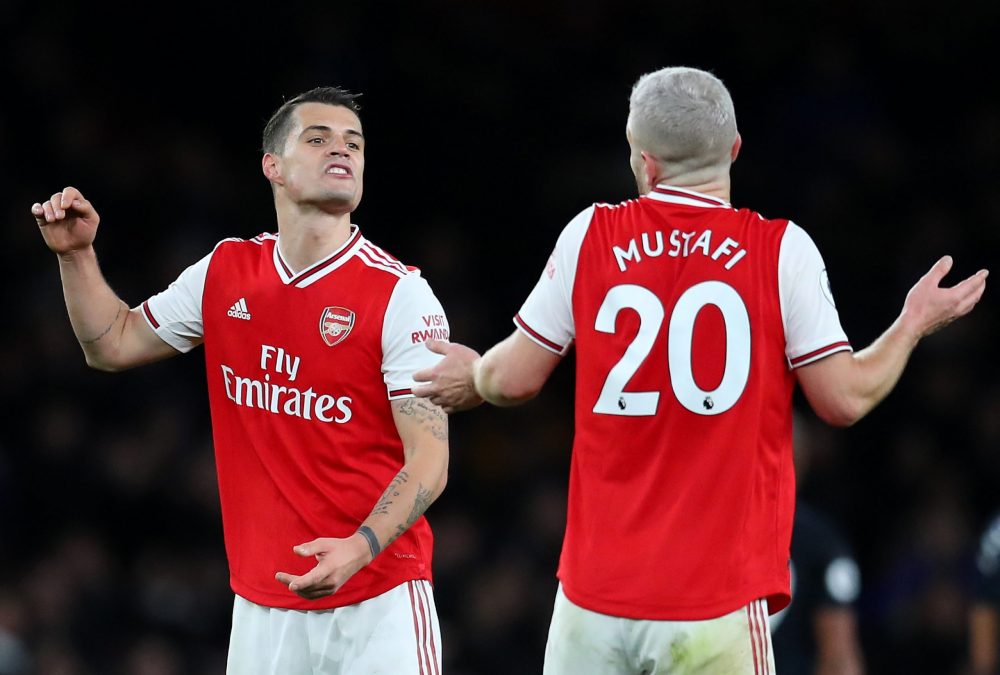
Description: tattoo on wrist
xmin=80 ymin=303 xmax=123 ymax=345
xmin=357 ymin=525 xmax=381 ymax=559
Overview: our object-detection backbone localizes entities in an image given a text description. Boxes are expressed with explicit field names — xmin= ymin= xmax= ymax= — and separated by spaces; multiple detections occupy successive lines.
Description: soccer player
xmin=413 ymin=66 xmax=988 ymax=674
xmin=32 ymin=87 xmax=449 ymax=674
xmin=770 ymin=503 xmax=865 ymax=674
xmin=970 ymin=512 xmax=1000 ymax=675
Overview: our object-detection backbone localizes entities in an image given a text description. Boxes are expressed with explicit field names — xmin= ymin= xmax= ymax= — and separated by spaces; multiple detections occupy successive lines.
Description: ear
xmin=641 ymin=151 xmax=659 ymax=191
xmin=262 ymin=153 xmax=282 ymax=184
xmin=730 ymin=132 xmax=742 ymax=163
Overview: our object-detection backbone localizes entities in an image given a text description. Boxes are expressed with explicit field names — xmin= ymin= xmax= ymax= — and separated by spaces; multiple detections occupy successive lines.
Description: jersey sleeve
xmin=778 ymin=222 xmax=853 ymax=368
xmin=382 ymin=272 xmax=450 ymax=399
xmin=974 ymin=514 xmax=1000 ymax=605
xmin=514 ymin=206 xmax=594 ymax=355
xmin=140 ymin=250 xmax=212 ymax=353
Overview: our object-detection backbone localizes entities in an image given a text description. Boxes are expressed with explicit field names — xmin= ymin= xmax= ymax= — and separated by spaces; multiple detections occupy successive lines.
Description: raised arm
xmin=275 ymin=397 xmax=449 ymax=600
xmin=797 ymin=256 xmax=987 ymax=427
xmin=32 ymin=187 xmax=180 ymax=371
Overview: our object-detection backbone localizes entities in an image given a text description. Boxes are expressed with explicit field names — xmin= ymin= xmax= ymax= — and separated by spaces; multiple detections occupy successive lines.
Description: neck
xmin=274 ymin=200 xmax=354 ymax=272
xmin=648 ymin=167 xmax=732 ymax=202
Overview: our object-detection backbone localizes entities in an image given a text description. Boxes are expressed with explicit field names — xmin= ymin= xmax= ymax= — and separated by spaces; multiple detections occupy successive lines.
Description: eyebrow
xmin=300 ymin=125 xmax=365 ymax=140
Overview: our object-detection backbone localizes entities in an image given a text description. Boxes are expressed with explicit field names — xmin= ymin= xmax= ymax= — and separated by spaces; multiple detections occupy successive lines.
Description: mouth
xmin=325 ymin=163 xmax=353 ymax=178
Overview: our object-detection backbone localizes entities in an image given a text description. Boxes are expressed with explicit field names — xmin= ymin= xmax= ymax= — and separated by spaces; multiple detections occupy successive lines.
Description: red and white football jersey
xmin=516 ymin=185 xmax=851 ymax=620
xmin=141 ymin=227 xmax=449 ymax=610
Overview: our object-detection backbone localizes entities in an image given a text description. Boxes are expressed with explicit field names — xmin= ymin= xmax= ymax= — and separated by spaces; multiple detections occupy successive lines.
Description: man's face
xmin=269 ymin=102 xmax=365 ymax=212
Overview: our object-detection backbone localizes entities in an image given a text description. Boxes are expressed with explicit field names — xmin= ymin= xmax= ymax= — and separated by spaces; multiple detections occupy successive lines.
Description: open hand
xmin=902 ymin=256 xmax=988 ymax=338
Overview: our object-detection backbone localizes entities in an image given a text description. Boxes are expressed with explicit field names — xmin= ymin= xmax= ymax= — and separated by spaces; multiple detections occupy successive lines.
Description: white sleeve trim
xmin=778 ymin=222 xmax=852 ymax=369
xmin=515 ymin=206 xmax=593 ymax=350
xmin=382 ymin=272 xmax=449 ymax=399
xmin=141 ymin=249 xmax=214 ymax=353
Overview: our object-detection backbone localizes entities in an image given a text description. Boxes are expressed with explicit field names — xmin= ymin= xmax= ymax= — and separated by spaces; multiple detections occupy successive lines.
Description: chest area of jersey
xmin=202 ymin=263 xmax=387 ymax=385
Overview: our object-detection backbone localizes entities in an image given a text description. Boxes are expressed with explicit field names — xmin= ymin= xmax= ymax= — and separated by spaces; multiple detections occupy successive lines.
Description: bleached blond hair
xmin=627 ymin=67 xmax=737 ymax=172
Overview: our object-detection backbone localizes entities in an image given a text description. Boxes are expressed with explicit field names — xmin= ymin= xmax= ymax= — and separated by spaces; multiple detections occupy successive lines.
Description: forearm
xmin=473 ymin=332 xmax=551 ymax=406
xmin=843 ymin=315 xmax=921 ymax=418
xmin=57 ymin=246 xmax=130 ymax=369
xmin=358 ymin=445 xmax=447 ymax=558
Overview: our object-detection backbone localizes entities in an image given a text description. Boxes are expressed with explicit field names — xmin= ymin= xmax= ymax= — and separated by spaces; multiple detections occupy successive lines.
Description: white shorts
xmin=227 ymin=579 xmax=442 ymax=675
xmin=544 ymin=585 xmax=774 ymax=675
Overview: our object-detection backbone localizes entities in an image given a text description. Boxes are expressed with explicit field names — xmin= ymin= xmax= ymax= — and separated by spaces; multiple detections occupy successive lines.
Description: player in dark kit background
xmin=771 ymin=502 xmax=865 ymax=674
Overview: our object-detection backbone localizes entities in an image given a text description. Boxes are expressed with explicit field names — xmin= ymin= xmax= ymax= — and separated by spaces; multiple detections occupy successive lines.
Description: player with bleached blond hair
xmin=415 ymin=66 xmax=988 ymax=674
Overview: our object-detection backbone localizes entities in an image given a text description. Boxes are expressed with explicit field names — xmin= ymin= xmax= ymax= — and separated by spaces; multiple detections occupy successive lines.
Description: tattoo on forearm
xmin=396 ymin=398 xmax=449 ymax=441
xmin=80 ymin=303 xmax=123 ymax=345
xmin=371 ymin=469 xmax=409 ymax=517
xmin=357 ymin=525 xmax=381 ymax=559
xmin=389 ymin=483 xmax=434 ymax=545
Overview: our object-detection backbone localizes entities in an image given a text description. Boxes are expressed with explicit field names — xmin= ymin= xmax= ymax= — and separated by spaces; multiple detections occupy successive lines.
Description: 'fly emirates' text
xmin=220 ymin=344 xmax=352 ymax=424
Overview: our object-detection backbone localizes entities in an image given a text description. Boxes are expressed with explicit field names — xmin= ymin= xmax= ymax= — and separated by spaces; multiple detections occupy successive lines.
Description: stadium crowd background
xmin=2 ymin=2 xmax=999 ymax=673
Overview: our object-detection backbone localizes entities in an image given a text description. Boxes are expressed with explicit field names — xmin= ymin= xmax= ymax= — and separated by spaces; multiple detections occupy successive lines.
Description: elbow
xmin=814 ymin=398 xmax=868 ymax=428
xmin=84 ymin=350 xmax=128 ymax=373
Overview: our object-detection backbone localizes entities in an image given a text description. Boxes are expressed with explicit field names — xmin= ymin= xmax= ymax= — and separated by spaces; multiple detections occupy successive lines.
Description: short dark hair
xmin=261 ymin=86 xmax=362 ymax=155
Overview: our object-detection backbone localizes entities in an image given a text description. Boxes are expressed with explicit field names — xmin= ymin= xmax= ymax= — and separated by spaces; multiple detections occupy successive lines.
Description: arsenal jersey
xmin=516 ymin=185 xmax=851 ymax=620
xmin=140 ymin=227 xmax=449 ymax=610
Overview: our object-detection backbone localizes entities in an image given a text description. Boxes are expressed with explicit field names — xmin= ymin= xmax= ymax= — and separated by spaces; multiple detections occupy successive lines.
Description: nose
xmin=327 ymin=136 xmax=351 ymax=156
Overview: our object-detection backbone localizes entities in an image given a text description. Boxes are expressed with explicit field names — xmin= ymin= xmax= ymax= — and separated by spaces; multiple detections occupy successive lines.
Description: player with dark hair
xmin=32 ymin=86 xmax=449 ymax=673
xmin=414 ymin=66 xmax=988 ymax=673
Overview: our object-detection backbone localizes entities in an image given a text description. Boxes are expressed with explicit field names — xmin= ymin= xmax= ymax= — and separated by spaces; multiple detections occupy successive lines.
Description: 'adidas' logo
xmin=227 ymin=298 xmax=251 ymax=320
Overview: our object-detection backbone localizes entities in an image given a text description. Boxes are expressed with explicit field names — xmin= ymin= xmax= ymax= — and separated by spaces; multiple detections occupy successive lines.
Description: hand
xmin=274 ymin=535 xmax=371 ymax=600
xmin=412 ymin=340 xmax=484 ymax=414
xmin=901 ymin=256 xmax=988 ymax=338
xmin=31 ymin=187 xmax=101 ymax=256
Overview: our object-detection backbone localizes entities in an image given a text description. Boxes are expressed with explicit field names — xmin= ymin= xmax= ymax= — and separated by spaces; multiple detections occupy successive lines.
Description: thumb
xmin=424 ymin=339 xmax=451 ymax=356
xmin=293 ymin=539 xmax=322 ymax=557
xmin=925 ymin=255 xmax=953 ymax=285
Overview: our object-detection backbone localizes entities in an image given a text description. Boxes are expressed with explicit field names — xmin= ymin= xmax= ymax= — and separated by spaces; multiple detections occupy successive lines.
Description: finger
xmin=924 ymin=255 xmax=954 ymax=285
xmin=31 ymin=203 xmax=45 ymax=223
xmin=41 ymin=201 xmax=57 ymax=223
xmin=69 ymin=197 xmax=96 ymax=218
xmin=287 ymin=567 xmax=326 ymax=592
xmin=275 ymin=571 xmax=299 ymax=587
xmin=60 ymin=186 xmax=81 ymax=209
xmin=411 ymin=383 xmax=435 ymax=397
xmin=424 ymin=339 xmax=451 ymax=356
xmin=412 ymin=368 xmax=435 ymax=385
xmin=951 ymin=270 xmax=989 ymax=300
xmin=293 ymin=540 xmax=322 ymax=557
xmin=49 ymin=193 xmax=65 ymax=219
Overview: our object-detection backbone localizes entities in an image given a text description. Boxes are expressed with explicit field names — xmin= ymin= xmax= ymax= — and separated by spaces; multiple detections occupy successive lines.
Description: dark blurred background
xmin=2 ymin=1 xmax=999 ymax=673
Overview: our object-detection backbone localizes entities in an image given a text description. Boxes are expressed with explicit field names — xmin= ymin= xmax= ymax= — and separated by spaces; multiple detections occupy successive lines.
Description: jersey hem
xmin=559 ymin=581 xmax=790 ymax=621
xmin=231 ymin=572 xmax=433 ymax=611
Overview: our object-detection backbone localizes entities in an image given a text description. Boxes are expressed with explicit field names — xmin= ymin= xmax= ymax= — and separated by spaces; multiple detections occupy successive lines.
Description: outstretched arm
xmin=413 ymin=331 xmax=563 ymax=413
xmin=275 ymin=397 xmax=449 ymax=600
xmin=797 ymin=256 xmax=987 ymax=427
xmin=32 ymin=187 xmax=180 ymax=371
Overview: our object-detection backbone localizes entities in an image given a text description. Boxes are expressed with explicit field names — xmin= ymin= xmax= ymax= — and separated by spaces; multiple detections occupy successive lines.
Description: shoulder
xmin=355 ymin=237 xmax=415 ymax=280
xmin=212 ymin=232 xmax=277 ymax=255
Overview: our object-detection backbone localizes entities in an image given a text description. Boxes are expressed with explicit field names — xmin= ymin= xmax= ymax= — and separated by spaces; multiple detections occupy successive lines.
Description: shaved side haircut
xmin=628 ymin=67 xmax=738 ymax=173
